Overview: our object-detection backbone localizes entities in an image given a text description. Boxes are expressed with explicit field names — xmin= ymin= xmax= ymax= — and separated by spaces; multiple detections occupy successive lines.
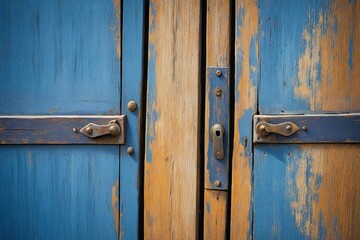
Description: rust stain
xmin=111 ymin=179 xmax=119 ymax=237
xmin=113 ymin=0 xmax=121 ymax=58
xmin=231 ymin=0 xmax=258 ymax=239
xmin=295 ymin=0 xmax=360 ymax=112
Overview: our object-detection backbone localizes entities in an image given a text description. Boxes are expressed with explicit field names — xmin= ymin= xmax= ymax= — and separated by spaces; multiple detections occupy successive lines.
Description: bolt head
xmin=128 ymin=101 xmax=137 ymax=112
xmin=215 ymin=87 xmax=222 ymax=96
xmin=215 ymin=180 xmax=221 ymax=187
xmin=215 ymin=70 xmax=222 ymax=76
xmin=85 ymin=126 xmax=93 ymax=134
xmin=127 ymin=147 xmax=134 ymax=155
xmin=286 ymin=125 xmax=292 ymax=130
xmin=302 ymin=126 xmax=308 ymax=131
xmin=72 ymin=128 xmax=78 ymax=133
xmin=109 ymin=125 xmax=120 ymax=136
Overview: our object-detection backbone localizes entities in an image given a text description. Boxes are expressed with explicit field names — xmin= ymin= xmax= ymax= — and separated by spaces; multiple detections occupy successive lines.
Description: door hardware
xmin=210 ymin=124 xmax=225 ymax=160
xmin=255 ymin=121 xmax=300 ymax=137
xmin=80 ymin=120 xmax=121 ymax=138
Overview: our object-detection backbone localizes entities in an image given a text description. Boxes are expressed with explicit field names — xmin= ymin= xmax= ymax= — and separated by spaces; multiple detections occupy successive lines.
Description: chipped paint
xmin=231 ymin=0 xmax=259 ymax=239
xmin=113 ymin=0 xmax=121 ymax=58
xmin=287 ymin=145 xmax=360 ymax=239
xmin=112 ymin=179 xmax=119 ymax=236
xmin=295 ymin=0 xmax=360 ymax=112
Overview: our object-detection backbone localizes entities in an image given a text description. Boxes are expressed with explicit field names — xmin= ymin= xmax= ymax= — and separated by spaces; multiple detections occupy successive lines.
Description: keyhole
xmin=216 ymin=130 xmax=221 ymax=137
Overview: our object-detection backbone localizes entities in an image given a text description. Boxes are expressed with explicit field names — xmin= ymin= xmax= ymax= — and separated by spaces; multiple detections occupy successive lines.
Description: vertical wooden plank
xmin=144 ymin=0 xmax=201 ymax=239
xmin=204 ymin=190 xmax=228 ymax=240
xmin=255 ymin=0 xmax=360 ymax=239
xmin=230 ymin=0 xmax=259 ymax=239
xmin=120 ymin=0 xmax=145 ymax=239
xmin=204 ymin=0 xmax=231 ymax=238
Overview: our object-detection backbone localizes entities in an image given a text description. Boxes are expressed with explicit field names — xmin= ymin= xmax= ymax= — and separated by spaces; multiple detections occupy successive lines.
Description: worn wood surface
xmin=0 ymin=1 xmax=122 ymax=239
xmin=204 ymin=190 xmax=228 ymax=240
xmin=230 ymin=0 xmax=259 ymax=239
xmin=204 ymin=0 xmax=231 ymax=238
xmin=120 ymin=0 xmax=145 ymax=238
xmin=254 ymin=0 xmax=360 ymax=239
xmin=144 ymin=0 xmax=201 ymax=239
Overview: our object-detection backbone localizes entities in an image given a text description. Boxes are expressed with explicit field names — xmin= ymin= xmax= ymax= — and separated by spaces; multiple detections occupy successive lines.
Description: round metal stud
xmin=72 ymin=128 xmax=78 ymax=133
xmin=286 ymin=125 xmax=292 ymax=130
xmin=302 ymin=126 xmax=308 ymax=131
xmin=109 ymin=124 xmax=121 ymax=136
xmin=215 ymin=180 xmax=221 ymax=187
xmin=127 ymin=147 xmax=134 ymax=155
xmin=215 ymin=87 xmax=222 ymax=96
xmin=85 ymin=126 xmax=93 ymax=134
xmin=128 ymin=101 xmax=137 ymax=112
xmin=215 ymin=70 xmax=222 ymax=77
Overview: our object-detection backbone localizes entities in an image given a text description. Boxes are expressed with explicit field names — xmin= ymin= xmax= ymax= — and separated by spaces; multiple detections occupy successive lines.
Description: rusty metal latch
xmin=80 ymin=120 xmax=121 ymax=139
xmin=255 ymin=121 xmax=300 ymax=137
xmin=210 ymin=124 xmax=225 ymax=160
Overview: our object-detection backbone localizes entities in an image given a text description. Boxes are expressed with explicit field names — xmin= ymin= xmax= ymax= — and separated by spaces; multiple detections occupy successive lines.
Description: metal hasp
xmin=254 ymin=114 xmax=360 ymax=143
xmin=256 ymin=121 xmax=300 ymax=137
xmin=0 ymin=115 xmax=126 ymax=144
xmin=80 ymin=120 xmax=121 ymax=138
xmin=210 ymin=124 xmax=225 ymax=160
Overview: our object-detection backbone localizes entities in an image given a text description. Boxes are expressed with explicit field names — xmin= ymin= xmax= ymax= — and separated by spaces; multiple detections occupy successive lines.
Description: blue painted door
xmin=253 ymin=0 xmax=360 ymax=239
xmin=0 ymin=1 xmax=144 ymax=239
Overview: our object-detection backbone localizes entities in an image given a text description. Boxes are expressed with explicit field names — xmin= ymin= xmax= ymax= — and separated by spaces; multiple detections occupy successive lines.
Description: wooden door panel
xmin=252 ymin=0 xmax=360 ymax=239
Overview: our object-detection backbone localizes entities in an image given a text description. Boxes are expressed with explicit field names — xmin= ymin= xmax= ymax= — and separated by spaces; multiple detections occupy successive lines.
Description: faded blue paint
xmin=348 ymin=38 xmax=353 ymax=71
xmin=259 ymin=0 xmax=332 ymax=114
xmin=254 ymin=145 xmax=317 ymax=239
xmin=0 ymin=146 xmax=119 ymax=240
xmin=0 ymin=0 xmax=120 ymax=115
xmin=0 ymin=1 xmax=122 ymax=239
xmin=206 ymin=67 xmax=230 ymax=190
xmin=146 ymin=43 xmax=159 ymax=164
xmin=206 ymin=202 xmax=211 ymax=213
xmin=149 ymin=2 xmax=157 ymax=33
xmin=318 ymin=211 xmax=327 ymax=240
xmin=120 ymin=0 xmax=145 ymax=239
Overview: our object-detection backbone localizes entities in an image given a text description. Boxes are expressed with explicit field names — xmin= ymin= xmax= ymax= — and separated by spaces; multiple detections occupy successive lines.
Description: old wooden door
xmin=231 ymin=0 xmax=360 ymax=239
xmin=0 ymin=1 xmax=144 ymax=239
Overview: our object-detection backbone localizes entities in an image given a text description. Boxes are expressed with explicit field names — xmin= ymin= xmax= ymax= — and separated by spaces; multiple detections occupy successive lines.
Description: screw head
xmin=127 ymin=147 xmax=134 ymax=155
xmin=215 ymin=180 xmax=221 ymax=187
xmin=302 ymin=126 xmax=308 ymax=131
xmin=128 ymin=101 xmax=137 ymax=112
xmin=215 ymin=70 xmax=222 ymax=77
xmin=72 ymin=128 xmax=78 ymax=133
xmin=85 ymin=126 xmax=93 ymax=134
xmin=215 ymin=87 xmax=222 ymax=96
xmin=286 ymin=125 xmax=292 ymax=130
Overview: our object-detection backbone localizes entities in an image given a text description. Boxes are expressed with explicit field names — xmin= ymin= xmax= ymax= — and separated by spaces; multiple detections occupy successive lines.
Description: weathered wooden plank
xmin=0 ymin=146 xmax=120 ymax=239
xmin=204 ymin=0 xmax=231 ymax=238
xmin=0 ymin=116 xmax=125 ymax=144
xmin=204 ymin=190 xmax=228 ymax=240
xmin=230 ymin=0 xmax=259 ymax=239
xmin=144 ymin=0 xmax=201 ymax=238
xmin=255 ymin=0 xmax=360 ymax=239
xmin=0 ymin=0 xmax=121 ymax=115
xmin=120 ymin=0 xmax=145 ymax=238
xmin=254 ymin=114 xmax=360 ymax=143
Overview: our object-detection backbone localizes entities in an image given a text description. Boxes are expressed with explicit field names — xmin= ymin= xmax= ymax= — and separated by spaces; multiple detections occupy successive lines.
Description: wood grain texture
xmin=204 ymin=190 xmax=228 ymax=240
xmin=206 ymin=0 xmax=231 ymax=66
xmin=230 ymin=0 xmax=259 ymax=239
xmin=204 ymin=0 xmax=231 ymax=238
xmin=255 ymin=0 xmax=360 ymax=239
xmin=144 ymin=0 xmax=201 ymax=239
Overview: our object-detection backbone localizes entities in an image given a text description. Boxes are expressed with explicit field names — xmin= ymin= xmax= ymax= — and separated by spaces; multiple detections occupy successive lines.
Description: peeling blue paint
xmin=149 ymin=2 xmax=157 ymax=33
xmin=206 ymin=202 xmax=210 ymax=213
xmin=146 ymin=43 xmax=159 ymax=163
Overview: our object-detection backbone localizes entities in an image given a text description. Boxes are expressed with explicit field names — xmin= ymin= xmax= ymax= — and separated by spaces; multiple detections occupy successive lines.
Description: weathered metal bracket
xmin=0 ymin=115 xmax=126 ymax=144
xmin=205 ymin=67 xmax=230 ymax=190
xmin=254 ymin=114 xmax=360 ymax=143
